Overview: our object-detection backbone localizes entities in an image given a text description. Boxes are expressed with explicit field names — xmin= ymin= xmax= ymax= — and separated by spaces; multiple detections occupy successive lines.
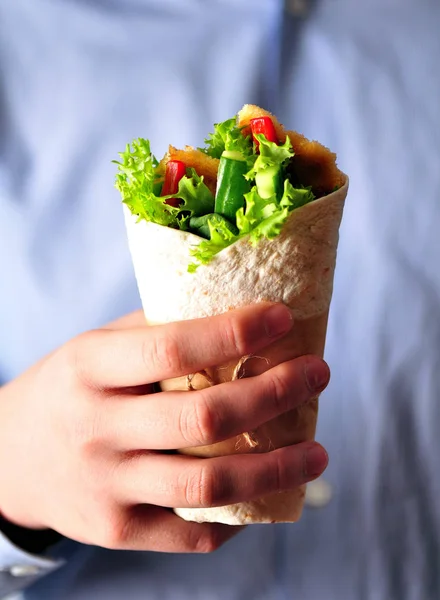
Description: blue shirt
xmin=1 ymin=0 xmax=440 ymax=598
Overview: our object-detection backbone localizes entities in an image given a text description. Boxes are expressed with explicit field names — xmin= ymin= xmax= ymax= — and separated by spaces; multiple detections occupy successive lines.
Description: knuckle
xmin=76 ymin=423 xmax=104 ymax=459
xmin=146 ymin=333 xmax=183 ymax=375
xmin=183 ymin=397 xmax=220 ymax=445
xmin=269 ymin=450 xmax=294 ymax=493
xmin=183 ymin=464 xmax=220 ymax=508
xmin=273 ymin=454 xmax=287 ymax=491
xmin=264 ymin=368 xmax=291 ymax=414
xmin=192 ymin=529 xmax=223 ymax=554
xmin=61 ymin=393 xmax=108 ymax=458
xmin=66 ymin=330 xmax=101 ymax=389
xmin=182 ymin=467 xmax=206 ymax=507
xmin=97 ymin=511 xmax=131 ymax=550
xmin=198 ymin=464 xmax=223 ymax=507
xmin=220 ymin=317 xmax=248 ymax=357
xmin=73 ymin=405 xmax=106 ymax=456
xmin=251 ymin=451 xmax=291 ymax=497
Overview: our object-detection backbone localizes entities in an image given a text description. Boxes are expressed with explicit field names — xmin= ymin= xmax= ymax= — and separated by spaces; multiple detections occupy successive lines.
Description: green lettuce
xmin=201 ymin=117 xmax=253 ymax=159
xmin=246 ymin=135 xmax=294 ymax=182
xmin=189 ymin=218 xmax=240 ymax=273
xmin=236 ymin=188 xmax=279 ymax=235
xmin=114 ymin=140 xmax=214 ymax=230
xmin=280 ymin=180 xmax=315 ymax=210
xmin=245 ymin=180 xmax=314 ymax=245
xmin=115 ymin=138 xmax=179 ymax=227
xmin=175 ymin=169 xmax=214 ymax=216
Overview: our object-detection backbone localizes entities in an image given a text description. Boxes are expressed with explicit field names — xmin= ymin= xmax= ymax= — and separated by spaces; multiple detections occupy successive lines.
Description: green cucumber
xmin=214 ymin=151 xmax=250 ymax=223
xmin=255 ymin=165 xmax=283 ymax=200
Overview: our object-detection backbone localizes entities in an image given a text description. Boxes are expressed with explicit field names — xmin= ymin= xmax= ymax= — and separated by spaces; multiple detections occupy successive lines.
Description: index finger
xmin=75 ymin=303 xmax=293 ymax=389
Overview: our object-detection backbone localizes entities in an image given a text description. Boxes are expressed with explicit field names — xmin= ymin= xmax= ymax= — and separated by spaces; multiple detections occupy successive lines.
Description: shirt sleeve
xmin=0 ymin=531 xmax=64 ymax=598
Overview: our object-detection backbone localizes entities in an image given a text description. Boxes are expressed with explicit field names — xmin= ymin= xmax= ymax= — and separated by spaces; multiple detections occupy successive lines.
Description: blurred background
xmin=1 ymin=0 xmax=440 ymax=598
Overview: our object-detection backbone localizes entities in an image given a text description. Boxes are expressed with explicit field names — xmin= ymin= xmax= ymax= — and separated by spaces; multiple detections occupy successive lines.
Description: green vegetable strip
xmin=189 ymin=213 xmax=239 ymax=240
xmin=214 ymin=151 xmax=250 ymax=223
xmin=255 ymin=166 xmax=283 ymax=200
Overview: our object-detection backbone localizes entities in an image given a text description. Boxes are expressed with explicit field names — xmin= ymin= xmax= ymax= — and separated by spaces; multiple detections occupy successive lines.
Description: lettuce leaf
xmin=201 ymin=117 xmax=253 ymax=159
xmin=245 ymin=182 xmax=304 ymax=245
xmin=280 ymin=180 xmax=315 ymax=210
xmin=114 ymin=140 xmax=214 ymax=228
xmin=237 ymin=183 xmax=291 ymax=245
xmin=235 ymin=188 xmax=279 ymax=234
xmin=175 ymin=169 xmax=214 ymax=216
xmin=243 ymin=181 xmax=314 ymax=245
xmin=246 ymin=134 xmax=294 ymax=181
xmin=189 ymin=218 xmax=240 ymax=273
xmin=114 ymin=138 xmax=179 ymax=227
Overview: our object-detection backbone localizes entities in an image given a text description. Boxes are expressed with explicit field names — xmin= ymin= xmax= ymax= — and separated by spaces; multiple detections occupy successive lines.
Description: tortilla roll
xmin=123 ymin=105 xmax=348 ymax=525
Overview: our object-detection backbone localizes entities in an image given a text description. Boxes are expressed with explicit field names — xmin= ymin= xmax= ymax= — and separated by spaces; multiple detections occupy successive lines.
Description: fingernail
xmin=304 ymin=359 xmax=330 ymax=392
xmin=305 ymin=444 xmax=329 ymax=478
xmin=264 ymin=305 xmax=294 ymax=338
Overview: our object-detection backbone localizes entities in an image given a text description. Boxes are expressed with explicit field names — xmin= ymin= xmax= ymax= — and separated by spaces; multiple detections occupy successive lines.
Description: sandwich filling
xmin=115 ymin=105 xmax=344 ymax=271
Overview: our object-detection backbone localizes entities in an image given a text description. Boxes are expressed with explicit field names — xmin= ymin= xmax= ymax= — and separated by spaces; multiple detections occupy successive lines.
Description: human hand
xmin=0 ymin=303 xmax=329 ymax=553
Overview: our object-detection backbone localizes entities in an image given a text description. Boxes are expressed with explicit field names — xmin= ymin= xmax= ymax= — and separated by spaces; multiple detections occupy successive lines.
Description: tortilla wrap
xmin=122 ymin=105 xmax=348 ymax=524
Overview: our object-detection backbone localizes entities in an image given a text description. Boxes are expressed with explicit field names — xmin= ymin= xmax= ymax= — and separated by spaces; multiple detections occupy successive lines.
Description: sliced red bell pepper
xmin=250 ymin=116 xmax=278 ymax=152
xmin=161 ymin=160 xmax=187 ymax=206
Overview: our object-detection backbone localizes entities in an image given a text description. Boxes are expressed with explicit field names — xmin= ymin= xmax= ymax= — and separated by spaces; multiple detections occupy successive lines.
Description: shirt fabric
xmin=1 ymin=0 xmax=440 ymax=599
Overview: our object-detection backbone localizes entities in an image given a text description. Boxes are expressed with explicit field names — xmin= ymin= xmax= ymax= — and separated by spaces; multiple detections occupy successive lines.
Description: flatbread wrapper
xmin=123 ymin=105 xmax=348 ymax=525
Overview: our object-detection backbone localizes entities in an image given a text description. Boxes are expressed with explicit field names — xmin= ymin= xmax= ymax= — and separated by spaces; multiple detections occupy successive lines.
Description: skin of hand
xmin=0 ymin=303 xmax=330 ymax=554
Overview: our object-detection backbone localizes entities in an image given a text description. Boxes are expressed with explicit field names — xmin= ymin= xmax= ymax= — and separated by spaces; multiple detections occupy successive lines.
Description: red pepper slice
xmin=250 ymin=116 xmax=278 ymax=151
xmin=161 ymin=160 xmax=186 ymax=206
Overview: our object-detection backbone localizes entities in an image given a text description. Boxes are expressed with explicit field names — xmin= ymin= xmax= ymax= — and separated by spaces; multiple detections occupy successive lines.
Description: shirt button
xmin=9 ymin=564 xmax=42 ymax=577
xmin=305 ymin=478 xmax=333 ymax=509
xmin=286 ymin=0 xmax=309 ymax=16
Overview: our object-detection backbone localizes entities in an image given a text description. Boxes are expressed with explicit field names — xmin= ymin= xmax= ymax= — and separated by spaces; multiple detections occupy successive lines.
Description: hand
xmin=0 ymin=303 xmax=330 ymax=553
